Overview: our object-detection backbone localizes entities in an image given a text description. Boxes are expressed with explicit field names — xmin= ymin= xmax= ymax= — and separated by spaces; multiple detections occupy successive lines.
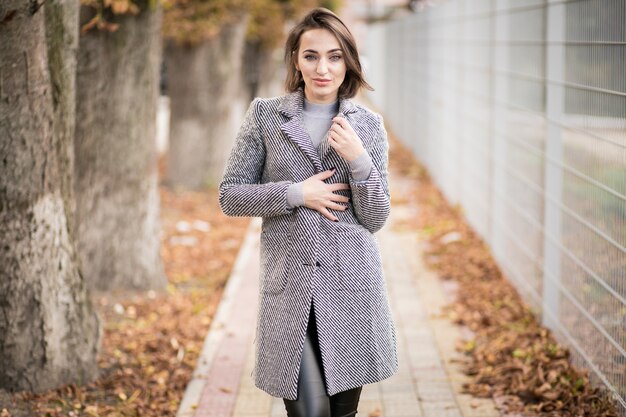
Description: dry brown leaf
xmin=368 ymin=407 xmax=382 ymax=417
xmin=387 ymin=134 xmax=619 ymax=417
xmin=0 ymin=163 xmax=249 ymax=417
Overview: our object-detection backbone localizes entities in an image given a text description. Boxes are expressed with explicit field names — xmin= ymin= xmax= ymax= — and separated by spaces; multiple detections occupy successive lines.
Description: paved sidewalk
xmin=177 ymin=173 xmax=502 ymax=417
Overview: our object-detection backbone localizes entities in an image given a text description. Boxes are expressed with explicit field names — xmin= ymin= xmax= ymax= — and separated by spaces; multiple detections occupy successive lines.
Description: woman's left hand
xmin=329 ymin=116 xmax=366 ymax=163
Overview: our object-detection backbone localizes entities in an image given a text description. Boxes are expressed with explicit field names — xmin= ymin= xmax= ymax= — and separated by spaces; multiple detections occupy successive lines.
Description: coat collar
xmin=277 ymin=88 xmax=358 ymax=120
xmin=278 ymin=89 xmax=357 ymax=173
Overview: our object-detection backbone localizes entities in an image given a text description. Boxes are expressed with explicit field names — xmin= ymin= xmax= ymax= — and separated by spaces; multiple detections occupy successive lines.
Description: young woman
xmin=219 ymin=8 xmax=398 ymax=417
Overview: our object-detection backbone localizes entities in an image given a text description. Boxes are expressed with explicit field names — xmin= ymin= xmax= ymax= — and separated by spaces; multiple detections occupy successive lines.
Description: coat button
xmin=315 ymin=261 xmax=321 ymax=267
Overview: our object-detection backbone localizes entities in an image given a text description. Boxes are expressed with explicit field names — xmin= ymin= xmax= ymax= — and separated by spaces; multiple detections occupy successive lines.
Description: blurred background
xmin=361 ymin=2 xmax=625 ymax=413
xmin=0 ymin=0 xmax=624 ymax=415
xmin=158 ymin=1 xmax=626 ymax=412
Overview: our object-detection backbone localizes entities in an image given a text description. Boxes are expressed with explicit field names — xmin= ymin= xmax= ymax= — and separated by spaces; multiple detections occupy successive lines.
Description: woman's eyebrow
xmin=302 ymin=48 xmax=343 ymax=54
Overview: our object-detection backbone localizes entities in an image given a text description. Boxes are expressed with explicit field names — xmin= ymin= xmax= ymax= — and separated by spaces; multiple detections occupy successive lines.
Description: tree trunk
xmin=46 ymin=0 xmax=79 ymax=240
xmin=75 ymin=3 xmax=166 ymax=291
xmin=165 ymin=17 xmax=249 ymax=189
xmin=0 ymin=0 xmax=100 ymax=391
xmin=242 ymin=40 xmax=285 ymax=101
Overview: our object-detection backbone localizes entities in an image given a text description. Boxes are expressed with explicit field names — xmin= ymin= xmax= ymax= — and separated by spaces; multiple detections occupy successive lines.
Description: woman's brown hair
xmin=284 ymin=8 xmax=373 ymax=99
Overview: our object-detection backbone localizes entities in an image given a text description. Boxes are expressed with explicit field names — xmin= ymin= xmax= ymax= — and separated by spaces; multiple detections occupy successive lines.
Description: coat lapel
xmin=278 ymin=90 xmax=323 ymax=172
xmin=318 ymin=97 xmax=358 ymax=161
xmin=278 ymin=89 xmax=359 ymax=171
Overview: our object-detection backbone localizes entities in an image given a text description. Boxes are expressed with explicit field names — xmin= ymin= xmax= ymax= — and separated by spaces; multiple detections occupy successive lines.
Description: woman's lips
xmin=313 ymin=79 xmax=331 ymax=86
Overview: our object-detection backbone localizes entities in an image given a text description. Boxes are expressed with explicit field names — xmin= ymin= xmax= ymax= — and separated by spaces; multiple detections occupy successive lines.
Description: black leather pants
xmin=283 ymin=305 xmax=363 ymax=417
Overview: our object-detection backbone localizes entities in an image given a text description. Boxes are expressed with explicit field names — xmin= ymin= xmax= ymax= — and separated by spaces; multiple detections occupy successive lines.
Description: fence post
xmin=490 ymin=0 xmax=510 ymax=260
xmin=542 ymin=0 xmax=565 ymax=330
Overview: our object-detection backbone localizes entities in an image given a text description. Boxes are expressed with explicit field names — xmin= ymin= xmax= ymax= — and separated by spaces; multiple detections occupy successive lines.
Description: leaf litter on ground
xmin=1 ymin=122 xmax=620 ymax=417
xmin=0 ymin=169 xmax=249 ymax=416
xmin=387 ymin=131 xmax=619 ymax=417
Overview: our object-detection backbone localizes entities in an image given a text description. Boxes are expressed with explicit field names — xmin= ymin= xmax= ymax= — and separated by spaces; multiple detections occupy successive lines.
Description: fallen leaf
xmin=368 ymin=407 xmax=382 ymax=417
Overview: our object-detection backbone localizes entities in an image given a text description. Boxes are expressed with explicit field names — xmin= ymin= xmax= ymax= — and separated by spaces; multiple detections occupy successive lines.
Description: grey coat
xmin=219 ymin=89 xmax=398 ymax=400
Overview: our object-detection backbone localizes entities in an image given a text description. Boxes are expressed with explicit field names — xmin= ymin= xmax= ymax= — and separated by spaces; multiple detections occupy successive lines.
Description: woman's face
xmin=295 ymin=28 xmax=347 ymax=104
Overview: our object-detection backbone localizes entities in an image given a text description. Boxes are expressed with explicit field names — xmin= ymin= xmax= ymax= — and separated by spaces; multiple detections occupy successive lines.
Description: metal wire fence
xmin=364 ymin=0 xmax=626 ymax=413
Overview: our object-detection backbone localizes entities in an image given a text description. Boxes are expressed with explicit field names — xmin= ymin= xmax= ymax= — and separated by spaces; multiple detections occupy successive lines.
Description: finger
xmin=330 ymin=194 xmax=350 ymax=203
xmin=330 ymin=127 xmax=356 ymax=144
xmin=332 ymin=117 xmax=353 ymax=132
xmin=328 ymin=182 xmax=350 ymax=191
xmin=329 ymin=134 xmax=346 ymax=148
xmin=313 ymin=168 xmax=336 ymax=179
xmin=330 ymin=124 xmax=347 ymax=138
xmin=325 ymin=201 xmax=347 ymax=211
xmin=329 ymin=122 xmax=343 ymax=133
xmin=332 ymin=116 xmax=346 ymax=127
xmin=319 ymin=207 xmax=338 ymax=222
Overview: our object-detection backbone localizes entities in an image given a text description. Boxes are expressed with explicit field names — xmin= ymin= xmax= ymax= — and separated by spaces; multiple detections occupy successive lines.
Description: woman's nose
xmin=316 ymin=58 xmax=328 ymax=74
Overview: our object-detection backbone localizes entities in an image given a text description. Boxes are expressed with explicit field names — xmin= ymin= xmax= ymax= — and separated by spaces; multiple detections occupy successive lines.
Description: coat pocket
xmin=259 ymin=231 xmax=290 ymax=294
xmin=334 ymin=226 xmax=384 ymax=292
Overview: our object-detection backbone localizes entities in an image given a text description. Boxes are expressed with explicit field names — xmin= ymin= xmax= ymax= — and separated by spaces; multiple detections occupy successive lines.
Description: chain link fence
xmin=364 ymin=0 xmax=625 ymax=413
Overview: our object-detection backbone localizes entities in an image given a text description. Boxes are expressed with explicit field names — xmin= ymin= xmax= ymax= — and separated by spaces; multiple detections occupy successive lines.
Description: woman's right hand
xmin=301 ymin=169 xmax=350 ymax=221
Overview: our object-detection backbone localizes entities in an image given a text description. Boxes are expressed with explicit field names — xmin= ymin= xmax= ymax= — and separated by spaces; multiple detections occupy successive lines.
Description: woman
xmin=219 ymin=7 xmax=398 ymax=417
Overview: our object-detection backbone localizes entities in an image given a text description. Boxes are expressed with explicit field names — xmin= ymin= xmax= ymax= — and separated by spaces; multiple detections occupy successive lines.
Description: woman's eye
xmin=330 ymin=55 xmax=342 ymax=61
xmin=304 ymin=55 xmax=317 ymax=61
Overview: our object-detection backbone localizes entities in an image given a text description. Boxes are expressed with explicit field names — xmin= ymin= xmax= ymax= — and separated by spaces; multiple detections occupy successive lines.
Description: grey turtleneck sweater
xmin=286 ymin=98 xmax=373 ymax=208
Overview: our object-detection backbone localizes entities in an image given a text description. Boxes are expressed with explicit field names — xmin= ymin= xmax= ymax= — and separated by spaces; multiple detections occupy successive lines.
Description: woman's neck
xmin=303 ymin=97 xmax=338 ymax=114
xmin=303 ymin=87 xmax=338 ymax=105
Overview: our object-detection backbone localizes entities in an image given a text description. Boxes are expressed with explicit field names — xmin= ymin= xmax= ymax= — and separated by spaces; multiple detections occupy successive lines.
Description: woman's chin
xmin=305 ymin=86 xmax=339 ymax=103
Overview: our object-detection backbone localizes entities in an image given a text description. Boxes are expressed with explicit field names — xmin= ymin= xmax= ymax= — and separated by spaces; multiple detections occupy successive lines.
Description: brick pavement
xmin=177 ymin=173 xmax=501 ymax=417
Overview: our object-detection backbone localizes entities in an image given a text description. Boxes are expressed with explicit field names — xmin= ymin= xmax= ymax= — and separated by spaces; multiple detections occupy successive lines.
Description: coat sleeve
xmin=219 ymin=99 xmax=294 ymax=217
xmin=349 ymin=113 xmax=390 ymax=233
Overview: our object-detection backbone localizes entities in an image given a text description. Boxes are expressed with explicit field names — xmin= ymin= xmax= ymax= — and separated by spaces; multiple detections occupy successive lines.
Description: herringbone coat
xmin=219 ymin=89 xmax=398 ymax=400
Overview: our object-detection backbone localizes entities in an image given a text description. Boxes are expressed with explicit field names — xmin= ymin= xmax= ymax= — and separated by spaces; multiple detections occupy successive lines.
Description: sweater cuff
xmin=349 ymin=152 xmax=373 ymax=182
xmin=286 ymin=182 xmax=305 ymax=208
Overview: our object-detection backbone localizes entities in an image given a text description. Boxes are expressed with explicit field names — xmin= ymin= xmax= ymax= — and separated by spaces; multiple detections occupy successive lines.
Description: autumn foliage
xmin=245 ymin=0 xmax=319 ymax=48
xmin=387 ymin=130 xmax=619 ymax=417
xmin=161 ymin=0 xmax=339 ymax=46
xmin=79 ymin=0 xmax=157 ymax=33
xmin=161 ymin=0 xmax=247 ymax=45
xmin=79 ymin=0 xmax=343 ymax=52
xmin=0 ymin=181 xmax=250 ymax=416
